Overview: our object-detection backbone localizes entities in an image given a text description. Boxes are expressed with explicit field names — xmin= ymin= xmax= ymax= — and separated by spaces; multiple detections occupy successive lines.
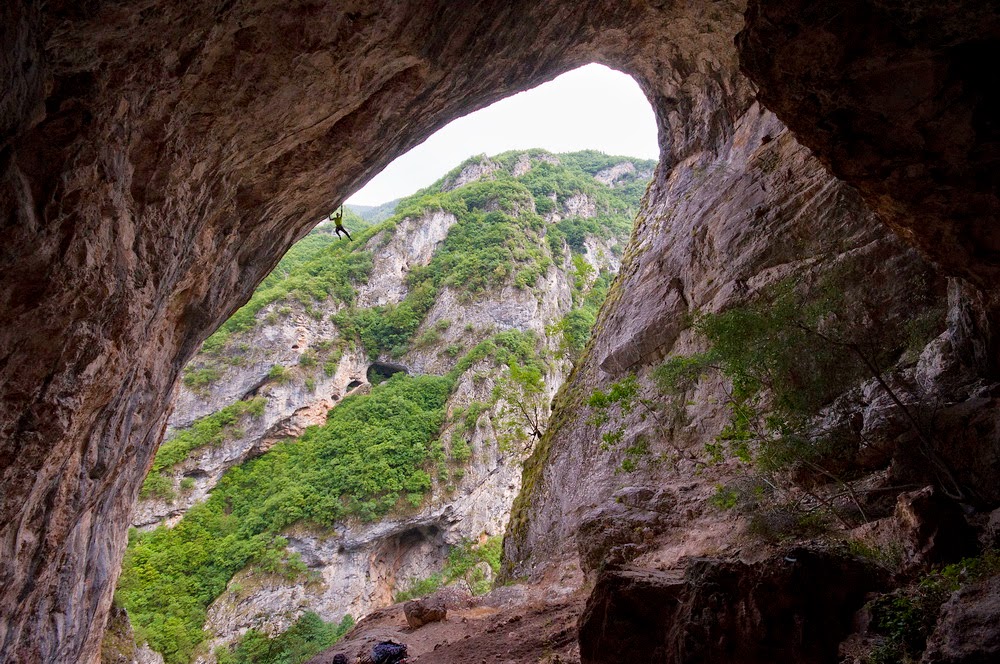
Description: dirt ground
xmin=306 ymin=584 xmax=586 ymax=664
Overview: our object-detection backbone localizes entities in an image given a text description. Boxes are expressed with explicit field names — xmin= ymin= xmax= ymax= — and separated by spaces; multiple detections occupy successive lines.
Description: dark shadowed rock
xmin=923 ymin=397 xmax=1000 ymax=507
xmin=895 ymin=486 xmax=979 ymax=570
xmin=579 ymin=549 xmax=887 ymax=664
xmin=578 ymin=567 xmax=686 ymax=663
xmin=922 ymin=575 xmax=1000 ymax=664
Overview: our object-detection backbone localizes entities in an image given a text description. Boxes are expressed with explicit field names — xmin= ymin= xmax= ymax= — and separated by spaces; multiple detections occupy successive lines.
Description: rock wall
xmin=505 ymin=101 xmax=930 ymax=575
xmin=128 ymin=207 xmax=458 ymax=529
xmin=2 ymin=1 xmax=997 ymax=662
xmin=121 ymin=156 xmax=631 ymax=659
xmin=738 ymin=0 xmax=1000 ymax=309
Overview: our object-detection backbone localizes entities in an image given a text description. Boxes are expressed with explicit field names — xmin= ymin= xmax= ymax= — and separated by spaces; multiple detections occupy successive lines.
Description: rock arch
xmin=0 ymin=1 xmax=995 ymax=662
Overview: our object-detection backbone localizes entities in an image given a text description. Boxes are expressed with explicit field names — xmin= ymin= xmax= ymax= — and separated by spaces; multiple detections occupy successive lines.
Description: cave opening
xmin=346 ymin=63 xmax=659 ymax=209
xmin=2 ymin=2 xmax=995 ymax=662
xmin=367 ymin=361 xmax=409 ymax=385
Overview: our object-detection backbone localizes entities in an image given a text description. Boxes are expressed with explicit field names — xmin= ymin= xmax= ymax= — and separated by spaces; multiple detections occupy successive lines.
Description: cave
xmin=1 ymin=1 xmax=997 ymax=662
xmin=367 ymin=361 xmax=410 ymax=385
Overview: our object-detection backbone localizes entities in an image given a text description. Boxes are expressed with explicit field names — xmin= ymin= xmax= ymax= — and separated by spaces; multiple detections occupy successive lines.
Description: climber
xmin=331 ymin=205 xmax=352 ymax=240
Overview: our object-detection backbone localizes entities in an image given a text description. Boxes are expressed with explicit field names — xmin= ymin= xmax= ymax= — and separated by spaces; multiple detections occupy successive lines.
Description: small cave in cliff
xmin=377 ymin=525 xmax=448 ymax=572
xmin=367 ymin=362 xmax=409 ymax=385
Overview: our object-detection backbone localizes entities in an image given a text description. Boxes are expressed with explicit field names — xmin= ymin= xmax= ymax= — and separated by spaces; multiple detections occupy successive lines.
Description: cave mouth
xmin=345 ymin=63 xmax=659 ymax=207
xmin=367 ymin=362 xmax=409 ymax=385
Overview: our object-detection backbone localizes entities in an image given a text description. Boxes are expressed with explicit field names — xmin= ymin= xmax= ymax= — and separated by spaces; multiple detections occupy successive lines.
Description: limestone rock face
xmin=503 ymin=99 xmax=944 ymax=577
xmin=441 ymin=157 xmax=501 ymax=192
xmin=355 ymin=211 xmax=457 ymax=309
xmin=576 ymin=487 xmax=678 ymax=575
xmin=2 ymin=1 xmax=998 ymax=662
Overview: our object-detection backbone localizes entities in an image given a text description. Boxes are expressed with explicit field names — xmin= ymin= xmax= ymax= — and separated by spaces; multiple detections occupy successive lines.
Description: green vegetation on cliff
xmin=119 ymin=374 xmax=451 ymax=663
xmin=140 ymin=397 xmax=267 ymax=501
xmin=120 ymin=330 xmax=550 ymax=663
xmin=668 ymin=269 xmax=944 ymax=478
xmin=121 ymin=149 xmax=653 ymax=662
xmin=203 ymin=150 xmax=646 ymax=360
xmin=216 ymin=612 xmax=355 ymax=664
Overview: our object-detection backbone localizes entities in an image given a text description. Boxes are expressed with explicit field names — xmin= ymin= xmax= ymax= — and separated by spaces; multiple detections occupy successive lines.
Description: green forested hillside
xmin=346 ymin=199 xmax=400 ymax=223
xmin=118 ymin=150 xmax=652 ymax=664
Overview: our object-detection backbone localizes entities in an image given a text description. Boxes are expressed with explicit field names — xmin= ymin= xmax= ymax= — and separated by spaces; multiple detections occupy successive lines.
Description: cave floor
xmin=306 ymin=584 xmax=586 ymax=664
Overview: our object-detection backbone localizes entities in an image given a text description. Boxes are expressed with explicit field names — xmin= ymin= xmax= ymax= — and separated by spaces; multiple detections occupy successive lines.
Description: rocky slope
xmin=3 ymin=2 xmax=998 ymax=663
xmin=113 ymin=150 xmax=650 ymax=663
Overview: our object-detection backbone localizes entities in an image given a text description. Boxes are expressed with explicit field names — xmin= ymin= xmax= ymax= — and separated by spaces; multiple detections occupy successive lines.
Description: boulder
xmin=403 ymin=597 xmax=447 ymax=629
xmin=921 ymin=575 xmax=1000 ymax=664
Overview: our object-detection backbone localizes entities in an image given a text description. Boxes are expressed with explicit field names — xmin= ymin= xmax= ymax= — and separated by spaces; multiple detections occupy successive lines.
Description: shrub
xmin=139 ymin=473 xmax=175 ymax=502
xmin=450 ymin=437 xmax=472 ymax=463
xmin=225 ymin=612 xmax=355 ymax=664
xmin=141 ymin=397 xmax=267 ymax=485
xmin=267 ymin=364 xmax=292 ymax=384
xmin=182 ymin=366 xmax=221 ymax=390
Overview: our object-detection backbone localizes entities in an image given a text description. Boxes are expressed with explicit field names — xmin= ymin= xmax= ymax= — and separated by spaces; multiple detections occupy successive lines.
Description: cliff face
xmin=115 ymin=151 xmax=647 ymax=662
xmin=1 ymin=1 xmax=997 ymax=663
xmin=503 ymin=102 xmax=950 ymax=577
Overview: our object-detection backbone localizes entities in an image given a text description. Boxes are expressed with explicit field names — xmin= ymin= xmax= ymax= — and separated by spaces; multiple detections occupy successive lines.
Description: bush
xmin=450 ymin=437 xmax=472 ymax=463
xmin=139 ymin=473 xmax=175 ymax=502
xmin=182 ymin=366 xmax=221 ymax=390
xmin=267 ymin=364 xmax=292 ymax=384
xmin=395 ymin=537 xmax=502 ymax=601
xmin=225 ymin=612 xmax=354 ymax=664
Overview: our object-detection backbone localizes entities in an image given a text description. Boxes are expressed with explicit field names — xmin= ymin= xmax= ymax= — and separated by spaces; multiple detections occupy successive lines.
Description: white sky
xmin=345 ymin=63 xmax=659 ymax=206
